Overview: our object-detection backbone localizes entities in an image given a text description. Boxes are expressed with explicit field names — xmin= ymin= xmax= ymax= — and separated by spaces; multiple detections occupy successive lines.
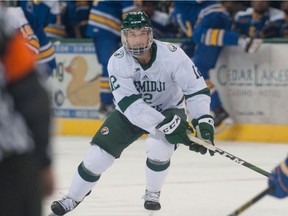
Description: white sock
xmin=68 ymin=170 xmax=97 ymax=202
xmin=145 ymin=165 xmax=169 ymax=192
xmin=67 ymin=145 xmax=115 ymax=202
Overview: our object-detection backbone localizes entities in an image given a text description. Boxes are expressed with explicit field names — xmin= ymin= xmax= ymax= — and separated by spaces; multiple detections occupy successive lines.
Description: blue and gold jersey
xmin=86 ymin=0 xmax=140 ymax=37
xmin=23 ymin=10 xmax=56 ymax=75
xmin=75 ymin=1 xmax=92 ymax=38
xmin=172 ymin=0 xmax=238 ymax=46
xmin=19 ymin=0 xmax=61 ymax=28
xmin=171 ymin=0 xmax=238 ymax=112
xmin=45 ymin=2 xmax=79 ymax=39
xmin=172 ymin=0 xmax=228 ymax=38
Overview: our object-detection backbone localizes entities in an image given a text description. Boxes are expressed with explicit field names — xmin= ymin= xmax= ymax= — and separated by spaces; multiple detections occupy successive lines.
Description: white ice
xmin=43 ymin=136 xmax=288 ymax=216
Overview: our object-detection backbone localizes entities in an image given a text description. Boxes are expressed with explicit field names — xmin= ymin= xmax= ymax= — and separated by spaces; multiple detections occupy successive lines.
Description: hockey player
xmin=18 ymin=0 xmax=61 ymax=28
xmin=44 ymin=1 xmax=81 ymax=39
xmin=75 ymin=1 xmax=92 ymax=38
xmin=86 ymin=1 xmax=141 ymax=117
xmin=0 ymin=7 xmax=53 ymax=216
xmin=268 ymin=156 xmax=288 ymax=198
xmin=171 ymin=0 xmax=261 ymax=133
xmin=3 ymin=6 xmax=39 ymax=55
xmin=50 ymin=11 xmax=215 ymax=215
xmin=5 ymin=5 xmax=57 ymax=79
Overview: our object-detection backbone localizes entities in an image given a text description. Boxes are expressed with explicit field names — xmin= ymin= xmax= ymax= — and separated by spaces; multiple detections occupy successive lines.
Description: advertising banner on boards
xmin=49 ymin=42 xmax=103 ymax=119
xmin=211 ymin=44 xmax=288 ymax=124
xmin=50 ymin=42 xmax=288 ymax=125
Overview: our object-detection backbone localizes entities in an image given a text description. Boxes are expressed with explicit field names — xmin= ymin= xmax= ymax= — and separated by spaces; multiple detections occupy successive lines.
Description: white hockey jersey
xmin=108 ymin=40 xmax=210 ymax=134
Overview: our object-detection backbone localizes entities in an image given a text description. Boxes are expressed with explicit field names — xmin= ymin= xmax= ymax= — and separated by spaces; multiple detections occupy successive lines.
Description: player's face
xmin=252 ymin=1 xmax=270 ymax=14
xmin=126 ymin=28 xmax=150 ymax=50
xmin=121 ymin=26 xmax=153 ymax=56
xmin=281 ymin=2 xmax=288 ymax=14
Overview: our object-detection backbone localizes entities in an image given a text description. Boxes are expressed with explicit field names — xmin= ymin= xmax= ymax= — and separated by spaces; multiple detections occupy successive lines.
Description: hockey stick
xmin=227 ymin=185 xmax=275 ymax=216
xmin=187 ymin=134 xmax=271 ymax=177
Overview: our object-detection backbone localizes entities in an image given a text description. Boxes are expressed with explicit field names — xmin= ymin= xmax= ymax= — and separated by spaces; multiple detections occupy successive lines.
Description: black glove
xmin=190 ymin=114 xmax=215 ymax=156
xmin=259 ymin=22 xmax=282 ymax=38
xmin=157 ymin=114 xmax=193 ymax=146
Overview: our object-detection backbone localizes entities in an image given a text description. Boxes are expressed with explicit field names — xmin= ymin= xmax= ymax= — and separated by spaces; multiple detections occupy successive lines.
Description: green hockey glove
xmin=157 ymin=114 xmax=193 ymax=146
xmin=190 ymin=115 xmax=215 ymax=156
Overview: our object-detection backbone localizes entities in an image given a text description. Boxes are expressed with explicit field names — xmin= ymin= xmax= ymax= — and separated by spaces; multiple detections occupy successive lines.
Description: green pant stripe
xmin=146 ymin=158 xmax=170 ymax=172
xmin=78 ymin=162 xmax=101 ymax=182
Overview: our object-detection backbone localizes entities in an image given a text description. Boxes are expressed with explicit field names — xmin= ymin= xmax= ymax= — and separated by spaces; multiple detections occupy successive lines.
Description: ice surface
xmin=43 ymin=136 xmax=288 ymax=216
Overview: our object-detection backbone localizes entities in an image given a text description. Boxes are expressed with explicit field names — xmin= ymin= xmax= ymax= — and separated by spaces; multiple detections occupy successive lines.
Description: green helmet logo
xmin=121 ymin=11 xmax=151 ymax=30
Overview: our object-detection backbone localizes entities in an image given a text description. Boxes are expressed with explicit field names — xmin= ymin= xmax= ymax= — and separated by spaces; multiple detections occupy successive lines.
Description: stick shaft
xmin=227 ymin=186 xmax=274 ymax=216
xmin=188 ymin=135 xmax=271 ymax=177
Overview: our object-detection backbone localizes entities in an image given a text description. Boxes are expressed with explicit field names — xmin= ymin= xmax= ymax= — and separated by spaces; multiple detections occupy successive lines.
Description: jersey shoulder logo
xmin=114 ymin=50 xmax=124 ymax=58
xmin=167 ymin=43 xmax=177 ymax=52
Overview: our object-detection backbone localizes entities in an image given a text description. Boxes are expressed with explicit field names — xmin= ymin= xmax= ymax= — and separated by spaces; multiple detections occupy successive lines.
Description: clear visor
xmin=121 ymin=27 xmax=153 ymax=56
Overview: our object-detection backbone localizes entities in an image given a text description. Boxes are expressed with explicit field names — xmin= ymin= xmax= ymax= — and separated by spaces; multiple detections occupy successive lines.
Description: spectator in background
xmin=86 ymin=1 xmax=140 ymax=118
xmin=5 ymin=4 xmax=57 ymax=79
xmin=280 ymin=1 xmax=288 ymax=38
xmin=141 ymin=1 xmax=181 ymax=39
xmin=157 ymin=0 xmax=173 ymax=14
xmin=0 ymin=7 xmax=54 ymax=216
xmin=222 ymin=1 xmax=247 ymax=19
xmin=234 ymin=0 xmax=285 ymax=39
xmin=268 ymin=156 xmax=288 ymax=199
xmin=171 ymin=0 xmax=261 ymax=133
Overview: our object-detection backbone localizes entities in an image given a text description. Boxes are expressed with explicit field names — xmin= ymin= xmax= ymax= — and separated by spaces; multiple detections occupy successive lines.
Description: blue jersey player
xmin=18 ymin=0 xmax=61 ymax=28
xmin=172 ymin=0 xmax=252 ymax=133
xmin=75 ymin=1 xmax=92 ymax=38
xmin=172 ymin=0 xmax=263 ymax=133
xmin=23 ymin=9 xmax=57 ymax=79
xmin=86 ymin=0 xmax=140 ymax=117
xmin=5 ymin=4 xmax=56 ymax=79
